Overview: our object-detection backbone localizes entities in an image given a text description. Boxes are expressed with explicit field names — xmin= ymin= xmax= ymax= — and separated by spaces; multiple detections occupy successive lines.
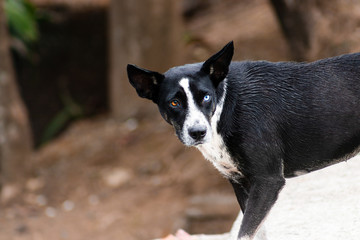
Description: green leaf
xmin=40 ymin=109 xmax=71 ymax=145
xmin=40 ymin=91 xmax=84 ymax=146
xmin=4 ymin=0 xmax=39 ymax=43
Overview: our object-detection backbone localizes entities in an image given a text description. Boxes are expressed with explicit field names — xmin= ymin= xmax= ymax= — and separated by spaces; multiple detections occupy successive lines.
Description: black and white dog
xmin=127 ymin=41 xmax=360 ymax=240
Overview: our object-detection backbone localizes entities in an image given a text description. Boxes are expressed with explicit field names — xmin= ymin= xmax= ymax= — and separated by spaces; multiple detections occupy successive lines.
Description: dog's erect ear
xmin=201 ymin=41 xmax=234 ymax=87
xmin=127 ymin=64 xmax=164 ymax=103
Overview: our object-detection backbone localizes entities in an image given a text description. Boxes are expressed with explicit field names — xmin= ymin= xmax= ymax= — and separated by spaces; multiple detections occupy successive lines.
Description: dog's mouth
xmin=179 ymin=138 xmax=204 ymax=147
xmin=180 ymin=135 xmax=210 ymax=147
xmin=191 ymin=140 xmax=206 ymax=146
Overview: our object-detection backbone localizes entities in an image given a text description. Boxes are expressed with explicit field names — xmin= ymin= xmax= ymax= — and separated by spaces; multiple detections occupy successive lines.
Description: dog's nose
xmin=188 ymin=127 xmax=207 ymax=141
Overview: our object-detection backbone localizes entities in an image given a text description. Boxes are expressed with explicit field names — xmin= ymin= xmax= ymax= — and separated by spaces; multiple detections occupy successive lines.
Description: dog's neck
xmin=196 ymin=80 xmax=242 ymax=180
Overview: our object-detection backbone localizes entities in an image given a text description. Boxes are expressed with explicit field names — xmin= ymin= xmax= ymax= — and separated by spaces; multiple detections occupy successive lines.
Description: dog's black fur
xmin=127 ymin=42 xmax=360 ymax=239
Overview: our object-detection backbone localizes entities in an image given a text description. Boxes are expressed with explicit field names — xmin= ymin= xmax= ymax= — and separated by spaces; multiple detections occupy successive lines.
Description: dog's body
xmin=127 ymin=42 xmax=360 ymax=240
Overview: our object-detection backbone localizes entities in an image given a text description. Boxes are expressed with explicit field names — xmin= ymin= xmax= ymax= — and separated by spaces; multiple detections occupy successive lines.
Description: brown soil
xmin=0 ymin=115 xmax=235 ymax=240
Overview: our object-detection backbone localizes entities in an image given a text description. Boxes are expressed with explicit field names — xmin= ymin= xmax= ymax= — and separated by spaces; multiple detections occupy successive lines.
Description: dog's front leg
xmin=236 ymin=176 xmax=285 ymax=240
xmin=230 ymin=180 xmax=267 ymax=240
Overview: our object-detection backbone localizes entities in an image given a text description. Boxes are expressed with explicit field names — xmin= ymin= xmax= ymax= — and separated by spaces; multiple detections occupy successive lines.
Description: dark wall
xmin=14 ymin=6 xmax=108 ymax=146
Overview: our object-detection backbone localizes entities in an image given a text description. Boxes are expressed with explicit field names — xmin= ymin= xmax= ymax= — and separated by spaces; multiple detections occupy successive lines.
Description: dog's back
xmin=223 ymin=53 xmax=360 ymax=177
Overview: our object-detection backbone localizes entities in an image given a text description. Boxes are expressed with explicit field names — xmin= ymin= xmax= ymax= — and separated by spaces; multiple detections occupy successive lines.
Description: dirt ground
xmin=0 ymin=115 xmax=237 ymax=240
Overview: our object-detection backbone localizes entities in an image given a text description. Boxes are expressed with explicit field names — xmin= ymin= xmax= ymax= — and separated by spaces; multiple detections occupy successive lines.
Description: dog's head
xmin=127 ymin=42 xmax=234 ymax=146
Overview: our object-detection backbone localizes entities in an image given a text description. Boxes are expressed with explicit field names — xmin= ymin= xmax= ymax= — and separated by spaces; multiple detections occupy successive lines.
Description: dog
xmin=127 ymin=41 xmax=360 ymax=240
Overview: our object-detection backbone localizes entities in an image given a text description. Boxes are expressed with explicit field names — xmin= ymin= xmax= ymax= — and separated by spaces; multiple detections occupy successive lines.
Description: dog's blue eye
xmin=203 ymin=94 xmax=211 ymax=102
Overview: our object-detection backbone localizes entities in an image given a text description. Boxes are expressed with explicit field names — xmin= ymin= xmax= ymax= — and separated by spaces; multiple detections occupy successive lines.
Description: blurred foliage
xmin=41 ymin=90 xmax=84 ymax=146
xmin=4 ymin=0 xmax=40 ymax=46
xmin=4 ymin=0 xmax=79 ymax=146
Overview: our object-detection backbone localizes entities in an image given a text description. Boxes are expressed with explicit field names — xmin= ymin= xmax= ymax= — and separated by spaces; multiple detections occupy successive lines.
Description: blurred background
xmin=1 ymin=0 xmax=360 ymax=239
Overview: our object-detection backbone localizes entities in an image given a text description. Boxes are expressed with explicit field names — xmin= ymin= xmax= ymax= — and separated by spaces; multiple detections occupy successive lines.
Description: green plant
xmin=40 ymin=90 xmax=84 ymax=146
xmin=4 ymin=0 xmax=39 ymax=45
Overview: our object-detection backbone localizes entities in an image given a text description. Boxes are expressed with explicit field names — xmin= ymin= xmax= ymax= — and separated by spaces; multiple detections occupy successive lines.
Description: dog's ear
xmin=201 ymin=41 xmax=234 ymax=87
xmin=127 ymin=64 xmax=164 ymax=103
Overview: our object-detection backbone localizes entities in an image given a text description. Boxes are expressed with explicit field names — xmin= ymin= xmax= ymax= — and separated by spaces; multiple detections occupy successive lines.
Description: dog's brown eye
xmin=170 ymin=100 xmax=180 ymax=107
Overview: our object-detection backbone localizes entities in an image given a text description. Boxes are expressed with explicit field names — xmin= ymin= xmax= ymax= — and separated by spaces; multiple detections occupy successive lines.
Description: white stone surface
xmin=266 ymin=156 xmax=360 ymax=240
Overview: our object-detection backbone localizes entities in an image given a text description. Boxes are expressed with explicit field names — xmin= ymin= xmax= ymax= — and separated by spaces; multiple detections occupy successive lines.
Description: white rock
xmin=36 ymin=194 xmax=48 ymax=206
xmin=102 ymin=168 xmax=132 ymax=188
xmin=1 ymin=184 xmax=20 ymax=203
xmin=62 ymin=200 xmax=75 ymax=212
xmin=45 ymin=207 xmax=57 ymax=218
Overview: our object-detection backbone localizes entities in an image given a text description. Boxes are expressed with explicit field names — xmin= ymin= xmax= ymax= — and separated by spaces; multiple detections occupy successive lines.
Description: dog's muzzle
xmin=188 ymin=126 xmax=207 ymax=142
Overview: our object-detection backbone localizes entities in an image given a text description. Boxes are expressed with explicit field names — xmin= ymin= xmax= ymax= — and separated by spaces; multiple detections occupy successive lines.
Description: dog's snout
xmin=188 ymin=127 xmax=207 ymax=141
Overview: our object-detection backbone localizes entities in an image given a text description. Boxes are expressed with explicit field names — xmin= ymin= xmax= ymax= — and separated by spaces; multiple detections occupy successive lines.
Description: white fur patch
xmin=179 ymin=78 xmax=212 ymax=146
xmin=239 ymin=236 xmax=252 ymax=240
xmin=195 ymin=81 xmax=242 ymax=179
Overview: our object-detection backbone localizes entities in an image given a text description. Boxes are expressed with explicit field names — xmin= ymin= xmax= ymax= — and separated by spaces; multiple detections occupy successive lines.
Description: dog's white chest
xmin=197 ymin=132 xmax=239 ymax=179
